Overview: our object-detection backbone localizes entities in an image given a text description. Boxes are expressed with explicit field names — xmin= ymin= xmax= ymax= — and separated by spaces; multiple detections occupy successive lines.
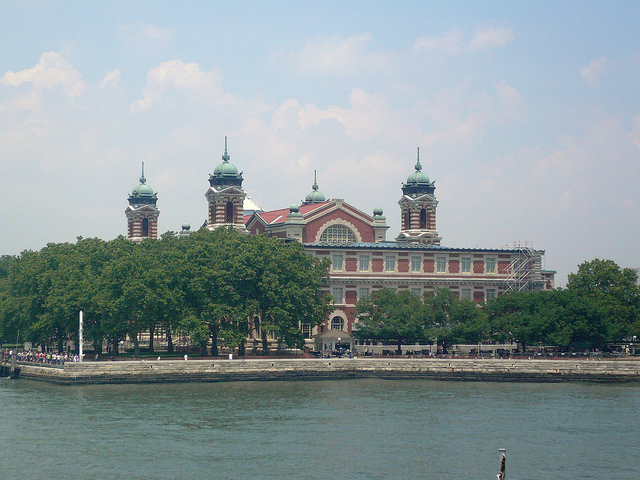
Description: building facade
xmin=126 ymin=140 xmax=555 ymax=345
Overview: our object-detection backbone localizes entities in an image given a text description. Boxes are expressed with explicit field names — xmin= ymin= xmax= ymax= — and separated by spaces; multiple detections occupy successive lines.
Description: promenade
xmin=4 ymin=357 xmax=640 ymax=385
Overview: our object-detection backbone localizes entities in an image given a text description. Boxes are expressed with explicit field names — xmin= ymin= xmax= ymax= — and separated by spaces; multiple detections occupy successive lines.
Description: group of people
xmin=0 ymin=349 xmax=82 ymax=364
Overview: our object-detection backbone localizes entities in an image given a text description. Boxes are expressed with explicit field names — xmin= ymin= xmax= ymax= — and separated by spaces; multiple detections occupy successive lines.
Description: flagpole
xmin=79 ymin=311 xmax=84 ymax=363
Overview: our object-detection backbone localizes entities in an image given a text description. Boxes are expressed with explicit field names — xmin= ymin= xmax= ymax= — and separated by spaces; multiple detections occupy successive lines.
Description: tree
xmin=354 ymin=288 xmax=426 ymax=354
xmin=566 ymin=259 xmax=640 ymax=342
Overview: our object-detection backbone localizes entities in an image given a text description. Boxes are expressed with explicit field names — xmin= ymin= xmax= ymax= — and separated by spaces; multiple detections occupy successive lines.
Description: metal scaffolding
xmin=504 ymin=241 xmax=544 ymax=293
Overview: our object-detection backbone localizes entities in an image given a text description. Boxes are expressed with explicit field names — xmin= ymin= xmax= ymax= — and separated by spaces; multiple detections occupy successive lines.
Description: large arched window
xmin=319 ymin=224 xmax=356 ymax=243
xmin=420 ymin=209 xmax=427 ymax=229
xmin=142 ymin=218 xmax=149 ymax=237
xmin=226 ymin=201 xmax=234 ymax=223
xmin=331 ymin=316 xmax=345 ymax=331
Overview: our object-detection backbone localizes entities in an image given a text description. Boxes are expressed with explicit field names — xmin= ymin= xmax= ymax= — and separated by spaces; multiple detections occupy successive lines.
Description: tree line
xmin=354 ymin=259 xmax=640 ymax=354
xmin=0 ymin=228 xmax=332 ymax=356
xmin=1 ymin=229 xmax=638 ymax=357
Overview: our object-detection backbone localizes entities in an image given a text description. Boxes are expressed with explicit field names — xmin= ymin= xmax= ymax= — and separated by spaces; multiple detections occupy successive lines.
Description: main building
xmin=126 ymin=140 xmax=555 ymax=348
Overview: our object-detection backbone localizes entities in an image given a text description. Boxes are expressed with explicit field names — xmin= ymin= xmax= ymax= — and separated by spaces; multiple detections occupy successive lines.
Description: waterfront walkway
xmin=3 ymin=357 xmax=640 ymax=385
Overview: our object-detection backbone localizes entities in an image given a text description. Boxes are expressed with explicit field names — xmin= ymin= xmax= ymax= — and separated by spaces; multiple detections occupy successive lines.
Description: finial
xmin=312 ymin=170 xmax=319 ymax=191
xmin=222 ymin=136 xmax=230 ymax=163
xmin=415 ymin=147 xmax=422 ymax=171
xmin=140 ymin=162 xmax=146 ymax=183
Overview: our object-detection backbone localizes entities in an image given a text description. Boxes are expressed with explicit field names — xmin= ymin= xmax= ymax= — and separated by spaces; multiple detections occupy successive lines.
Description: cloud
xmin=118 ymin=22 xmax=174 ymax=45
xmin=580 ymin=56 xmax=608 ymax=86
xmin=1 ymin=52 xmax=86 ymax=97
xmin=468 ymin=26 xmax=514 ymax=52
xmin=628 ymin=114 xmax=640 ymax=152
xmin=130 ymin=60 xmax=225 ymax=112
xmin=100 ymin=69 xmax=121 ymax=88
xmin=413 ymin=30 xmax=462 ymax=55
xmin=293 ymin=33 xmax=389 ymax=74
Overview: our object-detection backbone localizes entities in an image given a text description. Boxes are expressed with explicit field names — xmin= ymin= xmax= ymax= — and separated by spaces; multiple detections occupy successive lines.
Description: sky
xmin=1 ymin=1 xmax=639 ymax=285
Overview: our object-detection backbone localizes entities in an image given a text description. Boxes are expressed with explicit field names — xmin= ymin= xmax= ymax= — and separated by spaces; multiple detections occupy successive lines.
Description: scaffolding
xmin=504 ymin=241 xmax=544 ymax=293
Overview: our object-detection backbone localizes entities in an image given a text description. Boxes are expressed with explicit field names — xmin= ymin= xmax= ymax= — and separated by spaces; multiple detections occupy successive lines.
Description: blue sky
xmin=1 ymin=1 xmax=639 ymax=285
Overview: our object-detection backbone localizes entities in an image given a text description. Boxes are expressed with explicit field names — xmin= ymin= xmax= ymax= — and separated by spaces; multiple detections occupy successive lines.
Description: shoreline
xmin=4 ymin=357 xmax=640 ymax=385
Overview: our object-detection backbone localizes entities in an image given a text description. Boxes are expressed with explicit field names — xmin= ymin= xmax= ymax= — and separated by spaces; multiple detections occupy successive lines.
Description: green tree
xmin=566 ymin=259 xmax=640 ymax=342
xmin=354 ymin=288 xmax=426 ymax=354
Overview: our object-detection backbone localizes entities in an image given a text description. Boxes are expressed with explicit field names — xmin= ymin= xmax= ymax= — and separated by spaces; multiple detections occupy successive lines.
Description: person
xmin=157 ymin=356 xmax=161 ymax=361
xmin=184 ymin=354 xmax=188 ymax=361
xmin=228 ymin=353 xmax=233 ymax=360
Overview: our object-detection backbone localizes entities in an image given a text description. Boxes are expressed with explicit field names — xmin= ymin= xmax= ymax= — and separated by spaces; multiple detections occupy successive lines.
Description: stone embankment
xmin=4 ymin=357 xmax=640 ymax=385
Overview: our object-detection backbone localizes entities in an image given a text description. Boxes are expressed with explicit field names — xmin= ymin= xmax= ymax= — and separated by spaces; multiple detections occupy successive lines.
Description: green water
xmin=1 ymin=378 xmax=638 ymax=479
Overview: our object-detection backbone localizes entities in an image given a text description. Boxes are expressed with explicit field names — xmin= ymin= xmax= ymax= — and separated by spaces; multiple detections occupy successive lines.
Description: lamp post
xmin=633 ymin=335 xmax=637 ymax=356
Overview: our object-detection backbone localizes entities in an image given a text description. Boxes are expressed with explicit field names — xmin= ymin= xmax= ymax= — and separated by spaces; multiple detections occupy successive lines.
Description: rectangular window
xmin=410 ymin=255 xmax=422 ymax=273
xmin=461 ymin=257 xmax=471 ymax=273
xmin=410 ymin=287 xmax=421 ymax=297
xmin=332 ymin=287 xmax=343 ymax=304
xmin=301 ymin=324 xmax=312 ymax=338
xmin=486 ymin=289 xmax=496 ymax=301
xmin=359 ymin=255 xmax=370 ymax=272
xmin=486 ymin=257 xmax=496 ymax=274
xmin=332 ymin=254 xmax=343 ymax=272
xmin=359 ymin=287 xmax=370 ymax=300
xmin=436 ymin=256 xmax=447 ymax=273
xmin=385 ymin=255 xmax=395 ymax=272
xmin=461 ymin=288 xmax=471 ymax=300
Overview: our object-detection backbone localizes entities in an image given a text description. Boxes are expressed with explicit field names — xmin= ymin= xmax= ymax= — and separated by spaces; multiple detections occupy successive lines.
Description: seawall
xmin=6 ymin=357 xmax=640 ymax=385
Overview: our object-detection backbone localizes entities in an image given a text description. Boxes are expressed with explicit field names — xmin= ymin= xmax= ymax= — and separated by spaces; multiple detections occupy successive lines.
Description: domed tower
xmin=396 ymin=148 xmax=441 ymax=244
xmin=301 ymin=170 xmax=326 ymax=205
xmin=205 ymin=137 xmax=247 ymax=232
xmin=125 ymin=162 xmax=160 ymax=242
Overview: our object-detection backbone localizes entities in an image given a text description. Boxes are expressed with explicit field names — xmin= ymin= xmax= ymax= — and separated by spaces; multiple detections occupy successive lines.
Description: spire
xmin=222 ymin=136 xmax=230 ymax=163
xmin=415 ymin=147 xmax=422 ymax=172
xmin=140 ymin=162 xmax=146 ymax=184
xmin=312 ymin=169 xmax=319 ymax=191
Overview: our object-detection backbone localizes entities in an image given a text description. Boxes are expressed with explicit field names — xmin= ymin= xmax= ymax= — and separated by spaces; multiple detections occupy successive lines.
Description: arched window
xmin=142 ymin=218 xmax=149 ymax=237
xmin=404 ymin=210 xmax=411 ymax=230
xmin=226 ymin=201 xmax=234 ymax=223
xmin=420 ymin=209 xmax=427 ymax=229
xmin=319 ymin=224 xmax=356 ymax=243
xmin=331 ymin=316 xmax=345 ymax=331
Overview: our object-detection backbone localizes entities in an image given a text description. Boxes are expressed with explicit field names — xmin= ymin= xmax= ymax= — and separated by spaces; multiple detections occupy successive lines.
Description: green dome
xmin=213 ymin=158 xmax=239 ymax=176
xmin=401 ymin=148 xmax=436 ymax=198
xmin=128 ymin=163 xmax=158 ymax=206
xmin=302 ymin=170 xmax=326 ymax=204
xmin=208 ymin=137 xmax=244 ymax=188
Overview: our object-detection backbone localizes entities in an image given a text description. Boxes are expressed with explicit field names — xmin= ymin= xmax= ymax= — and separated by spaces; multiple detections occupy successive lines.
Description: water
xmin=1 ymin=378 xmax=638 ymax=480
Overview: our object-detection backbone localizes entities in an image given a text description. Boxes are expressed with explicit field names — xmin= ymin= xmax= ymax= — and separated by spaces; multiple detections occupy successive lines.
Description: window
xmin=142 ymin=218 xmax=149 ymax=237
xmin=404 ymin=210 xmax=411 ymax=230
xmin=359 ymin=255 xmax=370 ymax=272
xmin=461 ymin=288 xmax=471 ymax=300
xmin=359 ymin=287 xmax=370 ymax=299
xmin=332 ymin=254 xmax=343 ymax=272
xmin=461 ymin=257 xmax=471 ymax=273
xmin=385 ymin=255 xmax=395 ymax=272
xmin=486 ymin=257 xmax=496 ymax=274
xmin=436 ymin=256 xmax=447 ymax=273
xmin=420 ymin=209 xmax=427 ymax=229
xmin=301 ymin=324 xmax=312 ymax=338
xmin=486 ymin=289 xmax=496 ymax=301
xmin=331 ymin=316 xmax=345 ymax=331
xmin=225 ymin=201 xmax=234 ymax=223
xmin=411 ymin=256 xmax=421 ymax=273
xmin=332 ymin=287 xmax=343 ymax=304
xmin=319 ymin=224 xmax=356 ymax=243
xmin=410 ymin=287 xmax=421 ymax=297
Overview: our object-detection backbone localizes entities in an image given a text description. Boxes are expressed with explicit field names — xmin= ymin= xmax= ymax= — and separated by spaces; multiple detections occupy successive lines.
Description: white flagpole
xmin=79 ymin=311 xmax=84 ymax=363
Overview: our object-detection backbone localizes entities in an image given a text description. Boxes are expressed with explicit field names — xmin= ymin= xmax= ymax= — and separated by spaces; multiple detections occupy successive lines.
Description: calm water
xmin=1 ymin=378 xmax=638 ymax=480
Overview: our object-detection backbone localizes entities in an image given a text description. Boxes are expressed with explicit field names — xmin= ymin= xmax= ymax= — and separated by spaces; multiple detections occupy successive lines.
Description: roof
xmin=248 ymin=201 xmax=330 ymax=226
xmin=304 ymin=241 xmax=545 ymax=254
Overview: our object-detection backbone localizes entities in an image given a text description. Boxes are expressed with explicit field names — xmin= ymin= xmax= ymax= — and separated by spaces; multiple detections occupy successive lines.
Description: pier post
xmin=496 ymin=448 xmax=506 ymax=480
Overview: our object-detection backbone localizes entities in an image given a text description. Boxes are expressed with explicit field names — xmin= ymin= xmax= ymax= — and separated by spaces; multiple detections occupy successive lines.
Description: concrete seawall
xmin=6 ymin=358 xmax=640 ymax=385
